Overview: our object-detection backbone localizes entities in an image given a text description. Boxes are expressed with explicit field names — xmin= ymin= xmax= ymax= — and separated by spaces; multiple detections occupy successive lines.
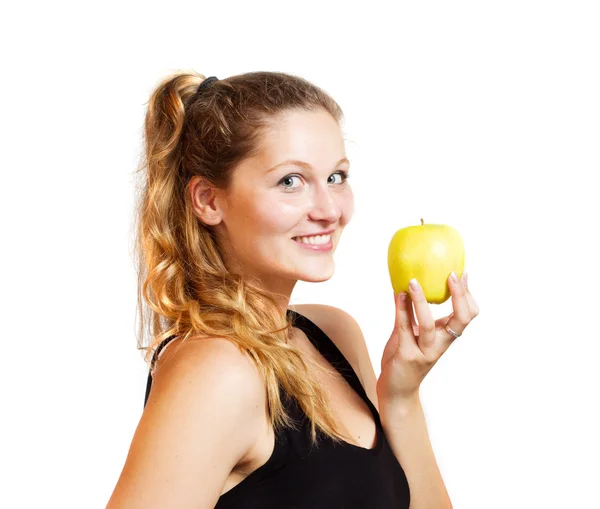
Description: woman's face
xmin=196 ymin=107 xmax=354 ymax=289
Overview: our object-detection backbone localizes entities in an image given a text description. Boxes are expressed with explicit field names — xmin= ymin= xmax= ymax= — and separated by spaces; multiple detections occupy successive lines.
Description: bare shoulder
xmin=150 ymin=334 xmax=257 ymax=380
xmin=107 ymin=336 xmax=266 ymax=508
xmin=150 ymin=335 xmax=265 ymax=399
xmin=292 ymin=304 xmax=379 ymax=411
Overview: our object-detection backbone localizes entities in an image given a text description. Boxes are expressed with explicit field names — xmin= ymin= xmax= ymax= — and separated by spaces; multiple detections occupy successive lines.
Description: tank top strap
xmin=286 ymin=308 xmax=375 ymax=415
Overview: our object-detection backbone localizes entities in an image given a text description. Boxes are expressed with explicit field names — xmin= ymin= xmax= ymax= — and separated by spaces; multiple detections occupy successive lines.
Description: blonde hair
xmin=132 ymin=70 xmax=350 ymax=448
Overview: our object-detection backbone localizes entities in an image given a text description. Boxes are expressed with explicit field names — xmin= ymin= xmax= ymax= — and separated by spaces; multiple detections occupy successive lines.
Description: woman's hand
xmin=377 ymin=272 xmax=480 ymax=407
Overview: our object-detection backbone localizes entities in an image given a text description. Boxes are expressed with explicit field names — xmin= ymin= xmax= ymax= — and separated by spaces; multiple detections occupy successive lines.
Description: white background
xmin=2 ymin=1 xmax=599 ymax=507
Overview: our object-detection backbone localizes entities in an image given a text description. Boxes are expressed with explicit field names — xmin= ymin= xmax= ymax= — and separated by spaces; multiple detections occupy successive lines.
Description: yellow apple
xmin=388 ymin=219 xmax=465 ymax=304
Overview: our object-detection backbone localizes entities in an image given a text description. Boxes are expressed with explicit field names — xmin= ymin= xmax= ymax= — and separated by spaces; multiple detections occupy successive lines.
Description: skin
xmin=189 ymin=107 xmax=354 ymax=313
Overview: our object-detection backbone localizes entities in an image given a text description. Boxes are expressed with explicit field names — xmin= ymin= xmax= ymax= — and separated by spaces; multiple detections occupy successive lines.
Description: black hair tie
xmin=195 ymin=76 xmax=219 ymax=96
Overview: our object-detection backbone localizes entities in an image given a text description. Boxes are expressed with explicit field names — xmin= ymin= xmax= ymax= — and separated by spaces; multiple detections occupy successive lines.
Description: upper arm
xmin=294 ymin=304 xmax=379 ymax=412
xmin=106 ymin=338 xmax=265 ymax=509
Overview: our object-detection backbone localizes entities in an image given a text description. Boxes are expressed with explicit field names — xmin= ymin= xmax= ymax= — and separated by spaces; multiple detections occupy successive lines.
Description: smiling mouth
xmin=292 ymin=233 xmax=333 ymax=245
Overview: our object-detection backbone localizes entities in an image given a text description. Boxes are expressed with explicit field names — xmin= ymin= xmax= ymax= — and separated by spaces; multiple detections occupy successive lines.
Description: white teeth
xmin=293 ymin=234 xmax=331 ymax=245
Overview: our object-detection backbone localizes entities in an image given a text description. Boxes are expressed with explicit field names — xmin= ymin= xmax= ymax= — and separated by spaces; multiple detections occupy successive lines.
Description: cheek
xmin=231 ymin=190 xmax=282 ymax=224
xmin=253 ymin=200 xmax=299 ymax=232
xmin=340 ymin=192 xmax=355 ymax=224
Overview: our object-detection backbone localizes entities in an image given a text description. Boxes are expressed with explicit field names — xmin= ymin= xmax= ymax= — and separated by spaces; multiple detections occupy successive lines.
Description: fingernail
xmin=450 ymin=271 xmax=458 ymax=283
xmin=409 ymin=278 xmax=420 ymax=292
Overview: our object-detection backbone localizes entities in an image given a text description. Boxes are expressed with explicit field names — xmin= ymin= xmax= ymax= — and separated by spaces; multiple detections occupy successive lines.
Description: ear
xmin=189 ymin=176 xmax=224 ymax=226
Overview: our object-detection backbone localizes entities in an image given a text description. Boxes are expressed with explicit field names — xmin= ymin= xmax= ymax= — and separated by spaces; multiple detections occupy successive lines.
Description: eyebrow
xmin=266 ymin=157 xmax=350 ymax=173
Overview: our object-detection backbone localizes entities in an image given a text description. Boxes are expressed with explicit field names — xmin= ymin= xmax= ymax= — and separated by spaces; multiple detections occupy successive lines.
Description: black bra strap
xmin=143 ymin=334 xmax=177 ymax=408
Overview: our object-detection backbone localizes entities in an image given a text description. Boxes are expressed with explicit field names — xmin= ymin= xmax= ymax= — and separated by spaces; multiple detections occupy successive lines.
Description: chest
xmin=227 ymin=324 xmax=378 ymax=489
xmin=288 ymin=326 xmax=378 ymax=449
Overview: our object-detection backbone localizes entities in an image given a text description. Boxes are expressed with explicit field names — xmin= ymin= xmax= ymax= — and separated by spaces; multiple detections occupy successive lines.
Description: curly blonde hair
xmin=132 ymin=70 xmax=350 ymax=448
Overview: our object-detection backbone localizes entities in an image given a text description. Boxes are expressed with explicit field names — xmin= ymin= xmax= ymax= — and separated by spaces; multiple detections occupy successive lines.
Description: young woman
xmin=107 ymin=71 xmax=478 ymax=509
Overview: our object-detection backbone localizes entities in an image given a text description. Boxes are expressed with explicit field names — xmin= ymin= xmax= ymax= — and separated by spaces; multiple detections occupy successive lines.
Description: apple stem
xmin=420 ymin=218 xmax=424 ymax=226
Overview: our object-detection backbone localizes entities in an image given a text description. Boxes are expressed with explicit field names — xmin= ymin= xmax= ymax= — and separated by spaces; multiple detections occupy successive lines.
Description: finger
xmin=444 ymin=272 xmax=470 ymax=343
xmin=408 ymin=298 xmax=419 ymax=336
xmin=407 ymin=278 xmax=436 ymax=353
xmin=435 ymin=312 xmax=454 ymax=330
xmin=462 ymin=272 xmax=480 ymax=317
xmin=394 ymin=292 xmax=418 ymax=349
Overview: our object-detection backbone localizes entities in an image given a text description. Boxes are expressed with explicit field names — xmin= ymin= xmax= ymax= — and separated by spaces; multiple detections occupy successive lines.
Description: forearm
xmin=379 ymin=395 xmax=453 ymax=509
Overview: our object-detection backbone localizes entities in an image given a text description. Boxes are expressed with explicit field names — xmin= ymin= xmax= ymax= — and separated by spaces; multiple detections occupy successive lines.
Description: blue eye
xmin=278 ymin=171 xmax=351 ymax=190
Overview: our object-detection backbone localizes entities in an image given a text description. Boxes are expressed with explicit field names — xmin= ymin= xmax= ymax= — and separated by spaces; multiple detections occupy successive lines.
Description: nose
xmin=307 ymin=183 xmax=343 ymax=223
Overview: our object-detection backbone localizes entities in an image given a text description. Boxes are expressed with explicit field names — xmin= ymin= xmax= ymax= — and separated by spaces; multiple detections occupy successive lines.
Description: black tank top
xmin=143 ymin=309 xmax=411 ymax=508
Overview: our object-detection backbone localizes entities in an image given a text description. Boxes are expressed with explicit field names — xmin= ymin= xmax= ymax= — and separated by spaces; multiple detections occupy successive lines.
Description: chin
xmin=296 ymin=264 xmax=335 ymax=283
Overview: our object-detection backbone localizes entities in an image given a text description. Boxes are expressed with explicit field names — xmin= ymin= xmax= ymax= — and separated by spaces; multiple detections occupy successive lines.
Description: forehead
xmin=255 ymin=108 xmax=346 ymax=169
